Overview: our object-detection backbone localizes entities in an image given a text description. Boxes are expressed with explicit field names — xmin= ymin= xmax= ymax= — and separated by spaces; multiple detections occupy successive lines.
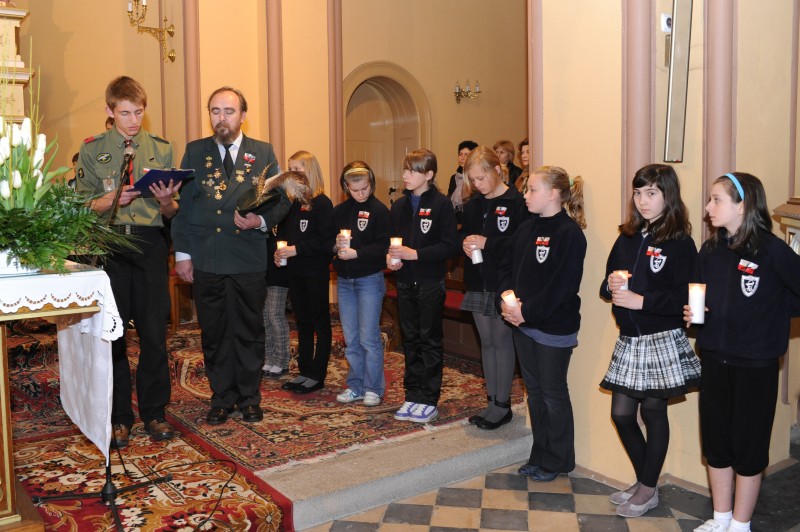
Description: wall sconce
xmin=454 ymin=80 xmax=481 ymax=104
xmin=127 ymin=0 xmax=176 ymax=62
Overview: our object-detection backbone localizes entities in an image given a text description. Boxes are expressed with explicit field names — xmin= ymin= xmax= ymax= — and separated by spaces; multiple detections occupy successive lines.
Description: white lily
xmin=0 ymin=136 xmax=9 ymax=164
xmin=12 ymin=170 xmax=21 ymax=189
xmin=20 ymin=117 xmax=32 ymax=150
xmin=0 ymin=179 xmax=9 ymax=199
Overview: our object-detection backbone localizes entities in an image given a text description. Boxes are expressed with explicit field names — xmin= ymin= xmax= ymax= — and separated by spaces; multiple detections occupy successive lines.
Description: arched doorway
xmin=343 ymin=62 xmax=431 ymax=205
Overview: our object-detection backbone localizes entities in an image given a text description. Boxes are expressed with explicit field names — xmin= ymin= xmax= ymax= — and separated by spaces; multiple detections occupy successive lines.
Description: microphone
xmin=122 ymin=144 xmax=135 ymax=165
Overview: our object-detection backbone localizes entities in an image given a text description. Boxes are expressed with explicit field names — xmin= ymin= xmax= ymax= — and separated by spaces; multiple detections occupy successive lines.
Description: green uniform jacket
xmin=172 ymin=135 xmax=279 ymax=275
xmin=76 ymin=128 xmax=173 ymax=227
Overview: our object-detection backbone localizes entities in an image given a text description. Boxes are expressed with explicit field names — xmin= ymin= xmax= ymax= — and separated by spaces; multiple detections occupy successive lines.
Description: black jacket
xmin=276 ymin=194 xmax=336 ymax=277
xmin=600 ymin=231 xmax=697 ymax=336
xmin=695 ymin=231 xmax=800 ymax=366
xmin=332 ymin=195 xmax=390 ymax=279
xmin=497 ymin=209 xmax=586 ymax=335
xmin=389 ymin=187 xmax=458 ymax=284
xmin=458 ymin=186 xmax=527 ymax=292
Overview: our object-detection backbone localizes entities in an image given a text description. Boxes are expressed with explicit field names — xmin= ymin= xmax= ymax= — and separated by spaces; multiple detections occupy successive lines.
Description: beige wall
xmin=342 ymin=0 xmax=528 ymax=175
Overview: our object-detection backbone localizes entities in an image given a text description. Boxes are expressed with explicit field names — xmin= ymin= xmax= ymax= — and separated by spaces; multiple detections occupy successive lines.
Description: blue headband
xmin=725 ymin=173 xmax=745 ymax=201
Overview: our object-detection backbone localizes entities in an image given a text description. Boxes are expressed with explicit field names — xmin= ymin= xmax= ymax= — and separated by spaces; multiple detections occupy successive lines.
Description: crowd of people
xmin=74 ymin=75 xmax=800 ymax=532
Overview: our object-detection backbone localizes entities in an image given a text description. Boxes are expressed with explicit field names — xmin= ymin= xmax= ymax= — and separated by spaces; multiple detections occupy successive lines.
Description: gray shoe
xmin=616 ymin=490 xmax=658 ymax=518
xmin=609 ymin=489 xmax=634 ymax=505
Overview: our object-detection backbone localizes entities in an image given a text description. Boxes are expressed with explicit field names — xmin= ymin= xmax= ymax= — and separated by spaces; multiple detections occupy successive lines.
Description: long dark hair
xmin=705 ymin=172 xmax=771 ymax=256
xmin=620 ymin=164 xmax=691 ymax=243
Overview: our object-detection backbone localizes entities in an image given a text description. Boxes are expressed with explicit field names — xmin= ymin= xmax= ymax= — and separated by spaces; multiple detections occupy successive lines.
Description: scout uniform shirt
xmin=76 ymin=128 xmax=173 ymax=227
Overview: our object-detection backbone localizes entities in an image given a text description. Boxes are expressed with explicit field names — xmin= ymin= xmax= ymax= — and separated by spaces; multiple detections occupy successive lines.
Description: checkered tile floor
xmin=304 ymin=462 xmax=716 ymax=531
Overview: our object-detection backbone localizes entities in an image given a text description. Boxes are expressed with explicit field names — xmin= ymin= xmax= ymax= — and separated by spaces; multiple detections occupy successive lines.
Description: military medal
xmin=205 ymin=156 xmax=213 ymax=169
xmin=236 ymin=170 xmax=245 ymax=183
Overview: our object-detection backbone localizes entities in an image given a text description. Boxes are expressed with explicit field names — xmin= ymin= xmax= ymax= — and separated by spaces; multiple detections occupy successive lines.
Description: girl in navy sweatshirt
xmin=686 ymin=173 xmax=800 ymax=532
xmin=459 ymin=146 xmax=526 ymax=430
xmin=600 ymin=164 xmax=701 ymax=518
xmin=497 ymin=165 xmax=587 ymax=482
xmin=387 ymin=149 xmax=458 ymax=424
xmin=333 ymin=161 xmax=390 ymax=407
xmin=275 ymin=151 xmax=336 ymax=394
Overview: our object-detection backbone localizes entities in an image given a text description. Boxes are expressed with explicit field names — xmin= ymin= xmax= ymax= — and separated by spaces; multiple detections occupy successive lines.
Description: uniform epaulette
xmin=149 ymin=133 xmax=169 ymax=144
xmin=83 ymin=130 xmax=108 ymax=144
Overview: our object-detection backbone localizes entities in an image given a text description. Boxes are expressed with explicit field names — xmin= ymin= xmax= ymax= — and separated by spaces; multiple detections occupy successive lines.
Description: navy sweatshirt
xmin=497 ymin=209 xmax=586 ymax=335
xmin=276 ymin=194 xmax=336 ymax=277
xmin=389 ymin=187 xmax=459 ymax=284
xmin=458 ymin=186 xmax=527 ymax=292
xmin=695 ymin=230 xmax=800 ymax=366
xmin=600 ymin=231 xmax=697 ymax=336
xmin=332 ymin=195 xmax=390 ymax=279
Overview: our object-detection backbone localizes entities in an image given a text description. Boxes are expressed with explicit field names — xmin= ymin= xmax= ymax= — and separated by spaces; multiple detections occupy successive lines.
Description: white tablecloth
xmin=0 ymin=263 xmax=121 ymax=462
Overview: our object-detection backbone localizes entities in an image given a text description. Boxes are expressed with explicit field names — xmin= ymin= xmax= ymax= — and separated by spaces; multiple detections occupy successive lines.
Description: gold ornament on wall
xmin=126 ymin=0 xmax=176 ymax=63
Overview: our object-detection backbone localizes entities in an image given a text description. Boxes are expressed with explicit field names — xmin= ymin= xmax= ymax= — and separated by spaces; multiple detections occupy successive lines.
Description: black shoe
xmin=281 ymin=380 xmax=302 ymax=391
xmin=292 ymin=381 xmax=324 ymax=395
xmin=468 ymin=414 xmax=484 ymax=425
xmin=145 ymin=418 xmax=175 ymax=441
xmin=476 ymin=409 xmax=513 ymax=430
xmin=240 ymin=404 xmax=264 ymax=422
xmin=263 ymin=368 xmax=288 ymax=379
xmin=206 ymin=407 xmax=233 ymax=425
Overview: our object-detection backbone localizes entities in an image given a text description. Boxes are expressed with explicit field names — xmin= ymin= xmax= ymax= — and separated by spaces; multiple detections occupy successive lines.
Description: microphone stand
xmin=90 ymin=148 xmax=134 ymax=268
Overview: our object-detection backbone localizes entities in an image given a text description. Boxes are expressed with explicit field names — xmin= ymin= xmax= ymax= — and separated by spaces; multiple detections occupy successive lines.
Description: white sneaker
xmin=394 ymin=401 xmax=416 ymax=420
xmin=409 ymin=403 xmax=438 ymax=423
xmin=363 ymin=392 xmax=381 ymax=407
xmin=694 ymin=519 xmax=729 ymax=532
xmin=336 ymin=389 xmax=364 ymax=404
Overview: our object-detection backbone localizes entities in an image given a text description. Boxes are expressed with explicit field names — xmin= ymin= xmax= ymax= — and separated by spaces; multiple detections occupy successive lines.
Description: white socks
xmin=728 ymin=518 xmax=751 ymax=532
xmin=713 ymin=510 xmax=732 ymax=530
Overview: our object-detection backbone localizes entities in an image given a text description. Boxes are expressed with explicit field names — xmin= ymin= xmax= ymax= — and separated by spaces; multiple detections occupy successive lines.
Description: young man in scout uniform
xmin=77 ymin=75 xmax=180 ymax=448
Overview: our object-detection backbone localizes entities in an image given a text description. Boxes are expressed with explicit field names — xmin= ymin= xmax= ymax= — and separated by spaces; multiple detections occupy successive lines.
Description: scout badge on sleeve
xmin=419 ymin=208 xmax=432 ymax=234
xmin=646 ymin=246 xmax=666 ymax=273
xmin=496 ymin=206 xmax=509 ymax=232
xmin=738 ymin=259 xmax=759 ymax=297
xmin=535 ymin=236 xmax=550 ymax=263
xmin=357 ymin=210 xmax=370 ymax=231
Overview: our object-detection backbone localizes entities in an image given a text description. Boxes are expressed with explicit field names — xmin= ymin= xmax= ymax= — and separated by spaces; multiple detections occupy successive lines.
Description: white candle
xmin=471 ymin=245 xmax=483 ymax=264
xmin=390 ymin=237 xmax=402 ymax=265
xmin=501 ymin=290 xmax=518 ymax=307
xmin=339 ymin=229 xmax=351 ymax=249
xmin=276 ymin=240 xmax=288 ymax=266
xmin=128 ymin=2 xmax=133 ymax=12
xmin=613 ymin=270 xmax=629 ymax=290
xmin=688 ymin=283 xmax=706 ymax=324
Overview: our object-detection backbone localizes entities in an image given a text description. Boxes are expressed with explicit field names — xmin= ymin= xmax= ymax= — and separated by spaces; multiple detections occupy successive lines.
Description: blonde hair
xmin=531 ymin=166 xmax=587 ymax=229
xmin=288 ymin=150 xmax=325 ymax=197
xmin=462 ymin=145 xmax=504 ymax=197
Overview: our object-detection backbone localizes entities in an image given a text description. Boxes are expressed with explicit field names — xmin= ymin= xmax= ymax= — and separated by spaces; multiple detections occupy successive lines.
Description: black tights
xmin=610 ymin=393 xmax=669 ymax=488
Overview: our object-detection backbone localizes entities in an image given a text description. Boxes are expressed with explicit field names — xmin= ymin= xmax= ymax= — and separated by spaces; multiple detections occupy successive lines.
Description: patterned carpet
xmin=7 ymin=309 xmax=522 ymax=530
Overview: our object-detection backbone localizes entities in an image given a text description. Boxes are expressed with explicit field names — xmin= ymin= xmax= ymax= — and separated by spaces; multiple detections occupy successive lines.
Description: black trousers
xmin=288 ymin=272 xmax=331 ymax=383
xmin=194 ymin=270 xmax=266 ymax=409
xmin=397 ymin=280 xmax=445 ymax=406
xmin=106 ymin=228 xmax=171 ymax=426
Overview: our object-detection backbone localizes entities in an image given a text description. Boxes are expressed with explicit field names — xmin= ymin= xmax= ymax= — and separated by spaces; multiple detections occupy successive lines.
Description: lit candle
xmin=390 ymin=237 xmax=402 ymax=265
xmin=276 ymin=240 xmax=288 ymax=266
xmin=613 ymin=270 xmax=629 ymax=290
xmin=142 ymin=0 xmax=146 ymax=5
xmin=339 ymin=229 xmax=351 ymax=249
xmin=688 ymin=283 xmax=706 ymax=324
xmin=470 ymin=245 xmax=483 ymax=264
xmin=501 ymin=290 xmax=518 ymax=308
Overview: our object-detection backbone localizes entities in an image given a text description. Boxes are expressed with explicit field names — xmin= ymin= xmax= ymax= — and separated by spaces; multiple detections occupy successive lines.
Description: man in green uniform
xmin=76 ymin=76 xmax=179 ymax=448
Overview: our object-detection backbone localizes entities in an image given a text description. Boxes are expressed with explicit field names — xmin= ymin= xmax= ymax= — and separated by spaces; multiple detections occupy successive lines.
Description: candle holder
xmin=339 ymin=229 xmax=351 ymax=249
xmin=454 ymin=79 xmax=481 ymax=104
xmin=127 ymin=0 xmax=176 ymax=63
xmin=613 ymin=270 xmax=629 ymax=290
xmin=501 ymin=290 xmax=518 ymax=308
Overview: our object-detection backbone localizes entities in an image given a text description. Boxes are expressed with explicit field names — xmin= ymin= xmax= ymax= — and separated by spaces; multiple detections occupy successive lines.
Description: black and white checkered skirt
xmin=600 ymin=328 xmax=701 ymax=398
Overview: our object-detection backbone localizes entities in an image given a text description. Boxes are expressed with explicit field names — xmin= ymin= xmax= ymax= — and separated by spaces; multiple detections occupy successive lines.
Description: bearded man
xmin=172 ymin=87 xmax=280 ymax=425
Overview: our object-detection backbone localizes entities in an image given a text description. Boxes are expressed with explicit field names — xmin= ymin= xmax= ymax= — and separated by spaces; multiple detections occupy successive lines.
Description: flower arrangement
xmin=0 ymin=62 xmax=131 ymax=274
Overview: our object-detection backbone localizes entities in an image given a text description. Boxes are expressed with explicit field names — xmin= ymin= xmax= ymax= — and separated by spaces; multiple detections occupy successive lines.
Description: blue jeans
xmin=337 ymin=271 xmax=386 ymax=396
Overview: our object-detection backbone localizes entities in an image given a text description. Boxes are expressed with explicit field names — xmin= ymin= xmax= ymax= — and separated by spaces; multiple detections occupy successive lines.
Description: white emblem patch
xmin=497 ymin=216 xmax=510 ymax=232
xmin=300 ymin=219 xmax=308 ymax=232
xmin=420 ymin=219 xmax=432 ymax=234
xmin=536 ymin=246 xmax=550 ymax=263
xmin=357 ymin=218 xmax=368 ymax=231
xmin=650 ymin=254 xmax=666 ymax=273
xmin=741 ymin=275 xmax=759 ymax=297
